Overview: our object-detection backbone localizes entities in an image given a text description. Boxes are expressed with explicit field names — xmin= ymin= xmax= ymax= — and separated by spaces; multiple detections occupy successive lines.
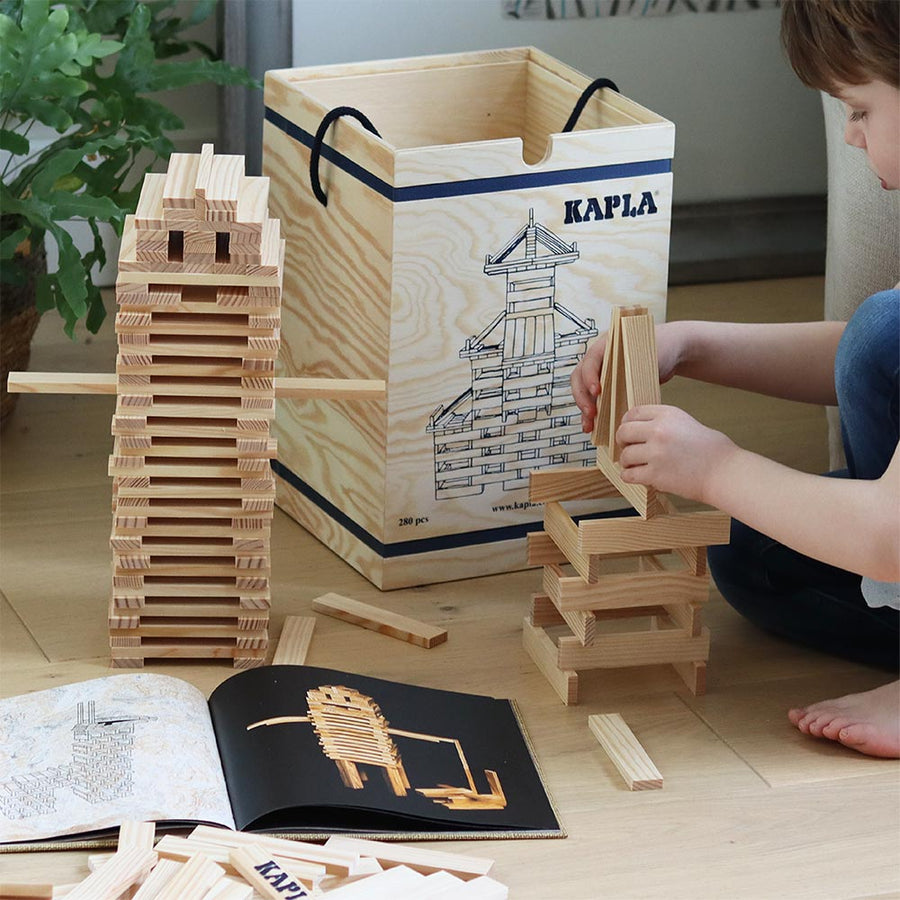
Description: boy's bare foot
xmin=788 ymin=680 xmax=900 ymax=759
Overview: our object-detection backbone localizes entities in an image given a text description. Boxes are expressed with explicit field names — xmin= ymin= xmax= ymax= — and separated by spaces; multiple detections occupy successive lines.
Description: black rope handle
xmin=562 ymin=77 xmax=619 ymax=133
xmin=310 ymin=105 xmax=382 ymax=207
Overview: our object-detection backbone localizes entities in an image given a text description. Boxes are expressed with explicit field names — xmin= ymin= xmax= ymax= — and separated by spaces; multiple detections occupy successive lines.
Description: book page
xmin=208 ymin=665 xmax=561 ymax=838
xmin=0 ymin=673 xmax=234 ymax=844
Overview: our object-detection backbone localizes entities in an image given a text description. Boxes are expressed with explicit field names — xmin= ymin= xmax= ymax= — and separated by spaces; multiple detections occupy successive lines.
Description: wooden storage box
xmin=263 ymin=47 xmax=674 ymax=589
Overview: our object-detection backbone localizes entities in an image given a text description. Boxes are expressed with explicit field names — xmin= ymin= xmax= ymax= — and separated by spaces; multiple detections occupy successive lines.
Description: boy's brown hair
xmin=782 ymin=0 xmax=900 ymax=91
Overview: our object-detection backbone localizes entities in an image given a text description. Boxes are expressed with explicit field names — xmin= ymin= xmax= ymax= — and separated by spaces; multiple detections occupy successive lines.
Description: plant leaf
xmin=0 ymin=127 xmax=29 ymax=154
xmin=0 ymin=225 xmax=29 ymax=259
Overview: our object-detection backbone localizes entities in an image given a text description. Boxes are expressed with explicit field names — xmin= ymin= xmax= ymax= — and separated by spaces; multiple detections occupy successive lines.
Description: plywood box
xmin=263 ymin=47 xmax=674 ymax=589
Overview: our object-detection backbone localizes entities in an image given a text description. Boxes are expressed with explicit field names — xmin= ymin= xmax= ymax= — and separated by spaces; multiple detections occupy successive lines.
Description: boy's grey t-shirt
xmin=862 ymin=576 xmax=900 ymax=611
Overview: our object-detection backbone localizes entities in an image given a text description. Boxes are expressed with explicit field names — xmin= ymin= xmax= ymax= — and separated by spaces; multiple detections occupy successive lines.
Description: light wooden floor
xmin=2 ymin=276 xmax=899 ymax=898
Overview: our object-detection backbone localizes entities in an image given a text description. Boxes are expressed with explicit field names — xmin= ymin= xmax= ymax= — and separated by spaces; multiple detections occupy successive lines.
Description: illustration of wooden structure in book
xmin=522 ymin=305 xmax=731 ymax=703
xmin=248 ymin=684 xmax=507 ymax=809
xmin=108 ymin=144 xmax=284 ymax=668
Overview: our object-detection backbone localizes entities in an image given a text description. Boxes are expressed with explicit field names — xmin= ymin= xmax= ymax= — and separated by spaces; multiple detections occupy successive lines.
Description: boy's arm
xmin=573 ymin=319 xmax=846 ymax=432
xmin=618 ymin=406 xmax=900 ymax=581
xmin=704 ymin=442 xmax=900 ymax=582
xmin=666 ymin=319 xmax=845 ymax=405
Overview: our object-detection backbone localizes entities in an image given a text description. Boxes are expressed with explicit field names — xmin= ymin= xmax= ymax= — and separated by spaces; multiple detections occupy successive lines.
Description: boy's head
xmin=781 ymin=0 xmax=899 ymax=93
xmin=783 ymin=0 xmax=900 ymax=191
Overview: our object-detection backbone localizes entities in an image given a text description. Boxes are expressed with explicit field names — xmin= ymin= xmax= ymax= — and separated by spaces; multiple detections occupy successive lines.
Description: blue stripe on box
xmin=272 ymin=459 xmax=636 ymax=559
xmin=264 ymin=106 xmax=672 ymax=203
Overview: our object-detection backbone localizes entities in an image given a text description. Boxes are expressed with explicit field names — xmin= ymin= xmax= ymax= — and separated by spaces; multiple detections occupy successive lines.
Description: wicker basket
xmin=1 ymin=234 xmax=45 ymax=428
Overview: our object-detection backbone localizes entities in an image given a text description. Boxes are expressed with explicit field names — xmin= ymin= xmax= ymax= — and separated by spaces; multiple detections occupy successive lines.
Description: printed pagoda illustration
xmin=522 ymin=306 xmax=732 ymax=703
xmin=427 ymin=210 xmax=598 ymax=499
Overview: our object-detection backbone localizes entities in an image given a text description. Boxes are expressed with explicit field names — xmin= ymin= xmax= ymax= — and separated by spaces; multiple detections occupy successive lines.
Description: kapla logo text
xmin=563 ymin=191 xmax=658 ymax=224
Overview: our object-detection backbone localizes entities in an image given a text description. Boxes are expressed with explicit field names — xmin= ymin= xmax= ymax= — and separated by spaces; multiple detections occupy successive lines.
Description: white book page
xmin=0 ymin=673 xmax=235 ymax=843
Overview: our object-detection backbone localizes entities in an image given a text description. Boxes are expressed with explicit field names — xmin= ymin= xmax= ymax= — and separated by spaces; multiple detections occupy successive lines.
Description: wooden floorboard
xmin=2 ymin=277 xmax=898 ymax=899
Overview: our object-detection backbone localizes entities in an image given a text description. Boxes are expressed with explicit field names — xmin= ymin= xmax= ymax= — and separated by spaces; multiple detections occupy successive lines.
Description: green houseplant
xmin=0 ymin=0 xmax=256 ymax=421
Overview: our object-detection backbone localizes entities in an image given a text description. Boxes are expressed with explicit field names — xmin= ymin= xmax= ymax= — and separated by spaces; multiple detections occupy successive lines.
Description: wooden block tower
xmin=107 ymin=144 xmax=283 ymax=668
xmin=522 ymin=306 xmax=731 ymax=703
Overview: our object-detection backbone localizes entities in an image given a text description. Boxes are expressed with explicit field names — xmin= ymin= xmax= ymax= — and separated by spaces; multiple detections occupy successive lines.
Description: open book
xmin=0 ymin=665 xmax=562 ymax=846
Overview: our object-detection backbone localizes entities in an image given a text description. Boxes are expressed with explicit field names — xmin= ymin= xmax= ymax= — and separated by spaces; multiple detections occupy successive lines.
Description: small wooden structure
xmin=522 ymin=306 xmax=731 ymax=703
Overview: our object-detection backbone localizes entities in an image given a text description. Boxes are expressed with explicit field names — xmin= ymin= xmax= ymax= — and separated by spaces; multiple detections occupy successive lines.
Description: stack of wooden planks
xmin=107 ymin=145 xmax=284 ymax=668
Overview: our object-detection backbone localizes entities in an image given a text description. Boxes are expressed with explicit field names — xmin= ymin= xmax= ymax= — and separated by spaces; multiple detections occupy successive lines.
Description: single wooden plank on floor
xmin=588 ymin=712 xmax=663 ymax=791
xmin=271 ymin=615 xmax=315 ymax=665
xmin=311 ymin=593 xmax=447 ymax=649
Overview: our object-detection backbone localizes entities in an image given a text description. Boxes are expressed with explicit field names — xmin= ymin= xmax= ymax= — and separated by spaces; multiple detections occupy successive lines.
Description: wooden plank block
xmin=311 ymin=592 xmax=447 ymax=649
xmin=116 ymin=260 xmax=281 ymax=287
xmin=588 ymin=712 xmax=663 ymax=790
xmin=561 ymin=605 xmax=595 ymax=647
xmin=203 ymin=155 xmax=245 ymax=218
xmin=110 ymin=643 xmax=267 ymax=661
xmin=154 ymin=835 xmax=324 ymax=887
xmin=154 ymin=853 xmax=226 ymax=900
xmin=115 ymin=314 xmax=273 ymax=340
xmin=0 ymin=885 xmax=54 ymax=899
xmin=541 ymin=569 xmax=595 ymax=644
xmin=458 ymin=875 xmax=509 ymax=899
xmin=230 ymin=845 xmax=313 ymax=899
xmin=595 ymin=444 xmax=660 ymax=519
xmin=606 ymin=307 xmax=631 ymax=461
xmin=591 ymin=305 xmax=619 ymax=451
xmin=557 ymin=625 xmax=710 ymax=670
xmin=204 ymin=882 xmax=254 ymax=900
xmin=7 ymin=372 xmax=386 ymax=401
xmin=527 ymin=466 xmax=618 ymax=503
xmin=7 ymin=372 xmax=119 ymax=394
xmin=543 ymin=502 xmax=601 ymax=583
xmin=672 ymin=658 xmax=707 ymax=695
xmin=413 ymin=871 xmax=467 ymax=898
xmin=189 ymin=825 xmax=359 ymax=877
xmin=526 ymin=531 xmax=568 ymax=568
xmin=117 ymin=819 xmax=155 ymax=851
xmin=64 ymin=848 xmax=157 ymax=900
xmin=272 ymin=615 xmax=315 ymax=665
xmin=575 ymin=508 xmax=731 ymax=555
xmin=323 ymin=836 xmax=494 ymax=880
xmin=521 ymin=616 xmax=578 ymax=705
xmin=544 ymin=561 xmax=709 ymax=613
xmin=317 ymin=865 xmax=425 ymax=899
xmin=109 ymin=621 xmax=268 ymax=641
xmin=620 ymin=313 xmax=661 ymax=408
xmin=235 ymin=176 xmax=270 ymax=236
xmin=163 ymin=152 xmax=201 ymax=209
xmin=109 ymin=458 xmax=268 ymax=481
xmin=134 ymin=173 xmax=166 ymax=229
xmin=273 ymin=376 xmax=386 ymax=400
xmin=529 ymin=593 xmax=565 ymax=628
xmin=193 ymin=143 xmax=214 ymax=206
xmin=131 ymin=859 xmax=184 ymax=900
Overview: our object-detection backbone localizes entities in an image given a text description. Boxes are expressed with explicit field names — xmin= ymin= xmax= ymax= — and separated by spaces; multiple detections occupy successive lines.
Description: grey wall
xmin=290 ymin=0 xmax=827 ymax=206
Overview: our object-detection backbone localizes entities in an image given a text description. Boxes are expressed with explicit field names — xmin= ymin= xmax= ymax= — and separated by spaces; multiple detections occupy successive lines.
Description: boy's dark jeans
xmin=708 ymin=291 xmax=900 ymax=671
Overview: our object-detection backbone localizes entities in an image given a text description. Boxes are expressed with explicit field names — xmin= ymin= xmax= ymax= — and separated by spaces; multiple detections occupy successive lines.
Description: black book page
xmin=207 ymin=665 xmax=561 ymax=837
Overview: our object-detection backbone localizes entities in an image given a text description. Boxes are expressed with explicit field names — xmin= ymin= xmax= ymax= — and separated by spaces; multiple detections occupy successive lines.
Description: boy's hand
xmin=571 ymin=322 xmax=687 ymax=433
xmin=571 ymin=335 xmax=608 ymax=433
xmin=616 ymin=404 xmax=737 ymax=504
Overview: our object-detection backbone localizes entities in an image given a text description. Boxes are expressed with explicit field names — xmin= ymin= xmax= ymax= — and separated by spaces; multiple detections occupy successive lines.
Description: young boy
xmin=571 ymin=0 xmax=899 ymax=758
